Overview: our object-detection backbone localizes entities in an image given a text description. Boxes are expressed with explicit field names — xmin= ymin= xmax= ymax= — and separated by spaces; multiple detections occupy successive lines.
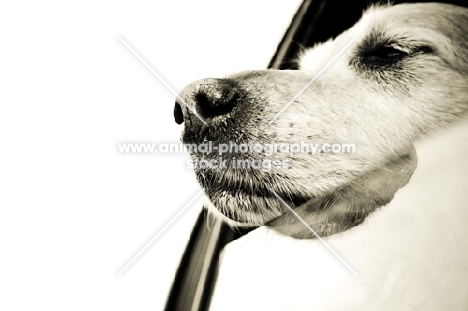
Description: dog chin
xmin=203 ymin=198 xmax=262 ymax=227
xmin=202 ymin=192 xmax=283 ymax=226
xmin=201 ymin=183 xmax=309 ymax=227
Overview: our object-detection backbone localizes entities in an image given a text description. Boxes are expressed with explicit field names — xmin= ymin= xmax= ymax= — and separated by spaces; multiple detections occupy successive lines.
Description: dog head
xmin=174 ymin=3 xmax=468 ymax=238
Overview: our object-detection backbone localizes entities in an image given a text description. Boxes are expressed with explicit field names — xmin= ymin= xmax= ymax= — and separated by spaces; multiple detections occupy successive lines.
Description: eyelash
xmin=356 ymin=43 xmax=433 ymax=68
xmin=368 ymin=46 xmax=408 ymax=59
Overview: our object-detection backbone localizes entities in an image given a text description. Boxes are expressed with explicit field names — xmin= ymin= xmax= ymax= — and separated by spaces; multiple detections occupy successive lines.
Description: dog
xmin=175 ymin=2 xmax=468 ymax=310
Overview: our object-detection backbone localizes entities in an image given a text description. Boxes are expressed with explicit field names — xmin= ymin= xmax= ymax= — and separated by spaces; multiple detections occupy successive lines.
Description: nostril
xmin=174 ymin=101 xmax=184 ymax=124
xmin=195 ymin=80 xmax=240 ymax=118
xmin=196 ymin=92 xmax=237 ymax=117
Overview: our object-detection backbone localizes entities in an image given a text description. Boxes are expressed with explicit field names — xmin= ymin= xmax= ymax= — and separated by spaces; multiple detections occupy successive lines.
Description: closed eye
xmin=366 ymin=46 xmax=407 ymax=59
xmin=361 ymin=45 xmax=409 ymax=66
xmin=357 ymin=43 xmax=433 ymax=68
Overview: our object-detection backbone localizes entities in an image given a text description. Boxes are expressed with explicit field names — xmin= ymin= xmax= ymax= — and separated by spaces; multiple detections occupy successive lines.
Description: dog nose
xmin=174 ymin=78 xmax=239 ymax=125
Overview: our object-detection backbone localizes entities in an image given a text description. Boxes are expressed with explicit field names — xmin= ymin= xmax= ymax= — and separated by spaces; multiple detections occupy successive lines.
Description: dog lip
xmin=197 ymin=169 xmax=310 ymax=207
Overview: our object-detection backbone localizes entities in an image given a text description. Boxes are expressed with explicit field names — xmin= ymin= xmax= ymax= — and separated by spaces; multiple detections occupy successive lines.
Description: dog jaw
xmin=268 ymin=146 xmax=418 ymax=238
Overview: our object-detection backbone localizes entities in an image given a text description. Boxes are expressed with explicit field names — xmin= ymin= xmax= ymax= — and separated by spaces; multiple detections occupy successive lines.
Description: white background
xmin=0 ymin=1 xmax=302 ymax=310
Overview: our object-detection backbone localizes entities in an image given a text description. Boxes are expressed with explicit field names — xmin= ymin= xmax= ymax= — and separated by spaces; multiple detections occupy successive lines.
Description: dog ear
xmin=268 ymin=146 xmax=418 ymax=239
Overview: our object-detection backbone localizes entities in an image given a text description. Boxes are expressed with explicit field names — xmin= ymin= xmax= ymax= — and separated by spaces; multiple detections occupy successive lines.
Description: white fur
xmin=202 ymin=3 xmax=468 ymax=310
xmin=210 ymin=118 xmax=468 ymax=310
